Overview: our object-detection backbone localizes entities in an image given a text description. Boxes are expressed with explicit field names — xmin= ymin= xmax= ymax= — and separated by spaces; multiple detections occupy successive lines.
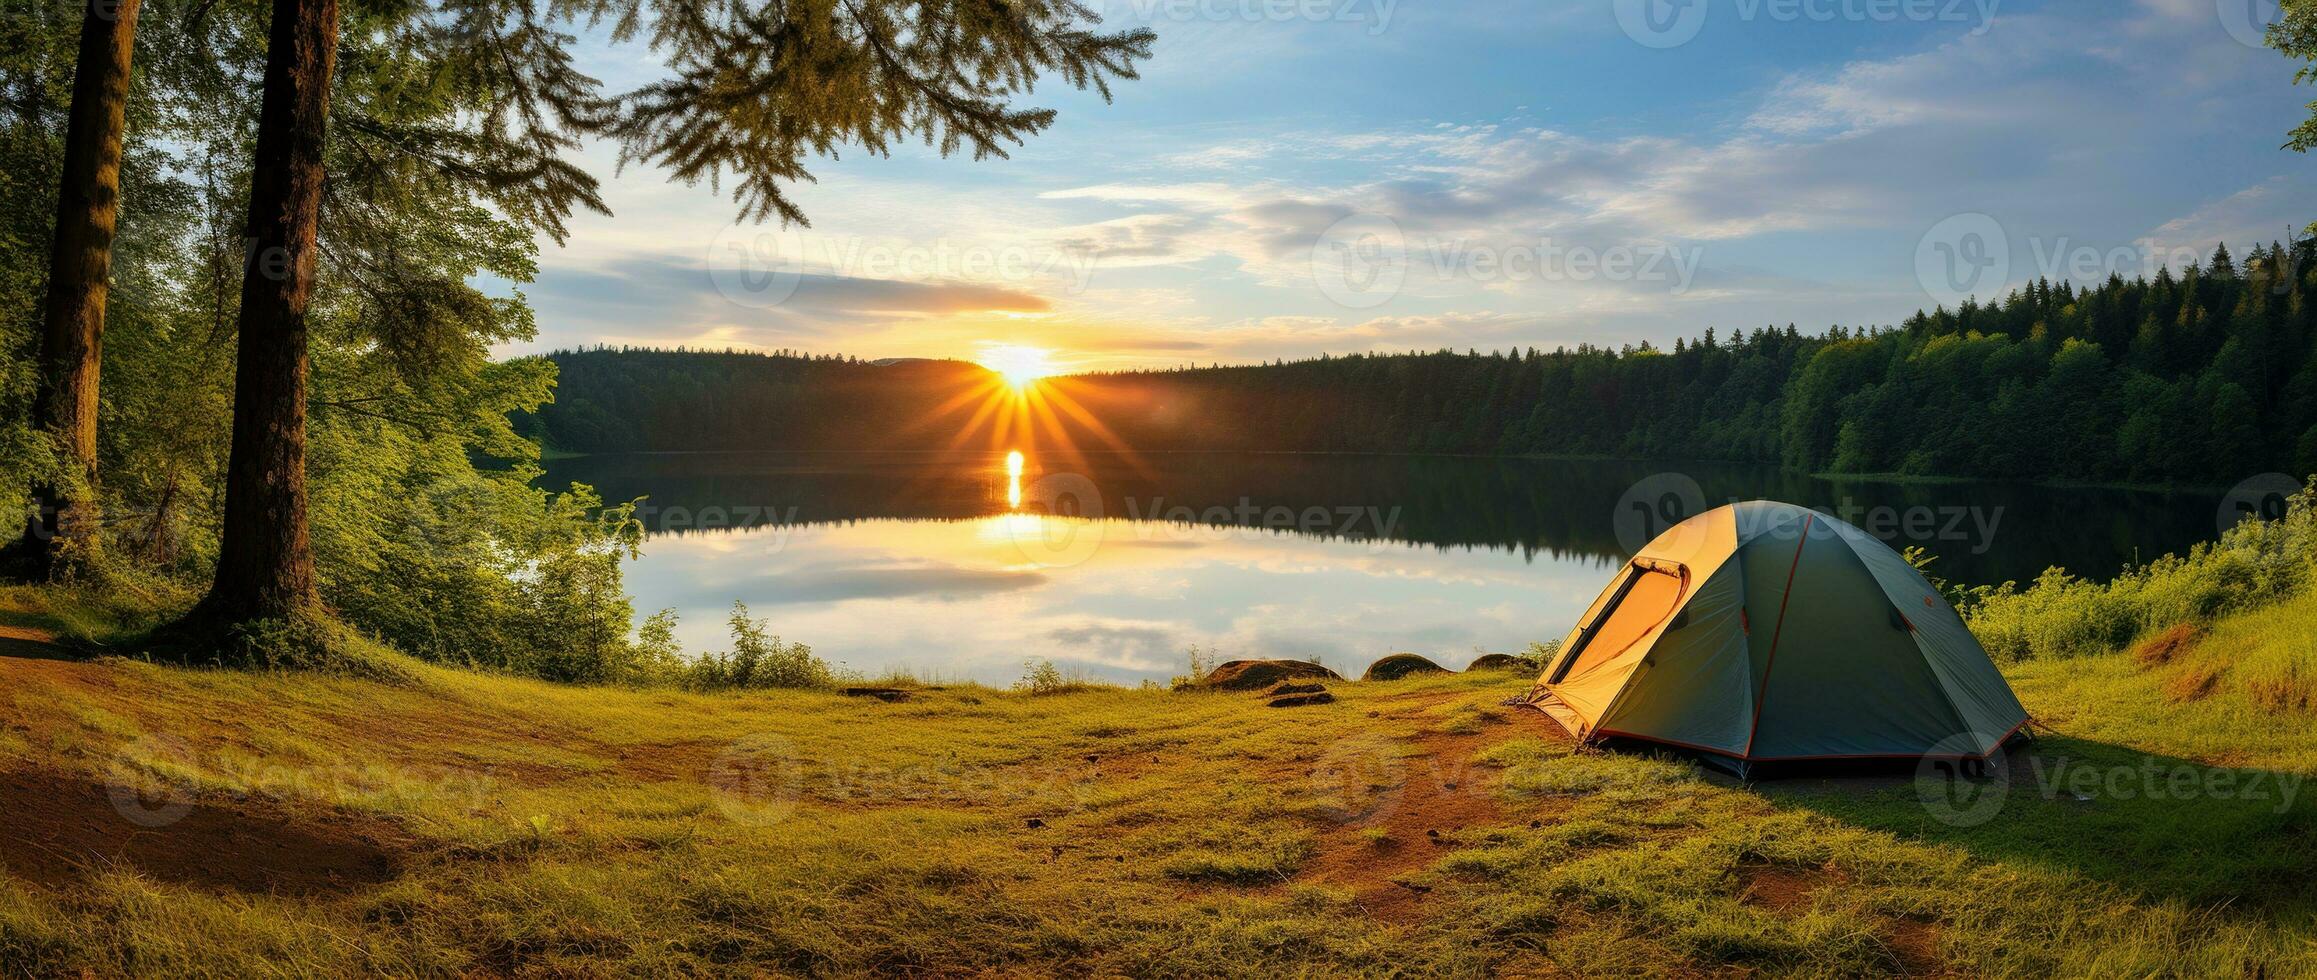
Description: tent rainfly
xmin=1523 ymin=500 xmax=2029 ymax=775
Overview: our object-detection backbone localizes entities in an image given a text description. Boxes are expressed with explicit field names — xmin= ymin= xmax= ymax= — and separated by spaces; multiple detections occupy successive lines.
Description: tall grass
xmin=1962 ymin=480 xmax=2317 ymax=661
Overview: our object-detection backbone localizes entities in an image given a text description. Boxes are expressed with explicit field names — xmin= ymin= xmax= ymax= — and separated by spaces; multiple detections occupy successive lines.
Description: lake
xmin=541 ymin=451 xmax=2262 ymax=685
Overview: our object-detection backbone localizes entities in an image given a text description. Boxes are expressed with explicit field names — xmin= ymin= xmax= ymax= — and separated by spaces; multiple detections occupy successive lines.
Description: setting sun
xmin=979 ymin=345 xmax=1057 ymax=389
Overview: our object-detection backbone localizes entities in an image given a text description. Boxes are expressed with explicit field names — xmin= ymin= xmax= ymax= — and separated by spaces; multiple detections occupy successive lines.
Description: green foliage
xmin=687 ymin=601 xmax=834 ymax=690
xmin=579 ymin=0 xmax=1155 ymax=225
xmin=0 ymin=2 xmax=683 ymax=682
xmin=1017 ymin=659 xmax=1067 ymax=694
xmin=1964 ymin=480 xmax=2317 ymax=660
xmin=1015 ymin=658 xmax=1094 ymax=695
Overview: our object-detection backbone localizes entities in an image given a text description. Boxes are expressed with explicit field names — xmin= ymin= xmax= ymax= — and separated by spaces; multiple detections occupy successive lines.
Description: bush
xmin=1015 ymin=659 xmax=1094 ymax=695
xmin=687 ymin=601 xmax=833 ymax=690
xmin=1961 ymin=479 xmax=2317 ymax=660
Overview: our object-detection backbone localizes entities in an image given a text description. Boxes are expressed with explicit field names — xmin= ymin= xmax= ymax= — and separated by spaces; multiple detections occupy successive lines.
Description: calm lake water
xmin=542 ymin=451 xmax=2252 ymax=685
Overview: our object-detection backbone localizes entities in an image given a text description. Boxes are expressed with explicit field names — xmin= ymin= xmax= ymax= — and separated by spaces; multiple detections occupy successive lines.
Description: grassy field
xmin=3 ymin=590 xmax=2316 ymax=976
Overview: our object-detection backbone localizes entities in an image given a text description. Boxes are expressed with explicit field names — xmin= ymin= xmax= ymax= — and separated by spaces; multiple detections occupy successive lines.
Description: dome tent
xmin=1523 ymin=501 xmax=2028 ymax=775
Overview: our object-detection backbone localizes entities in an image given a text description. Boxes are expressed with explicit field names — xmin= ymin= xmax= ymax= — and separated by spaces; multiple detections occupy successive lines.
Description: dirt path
xmin=0 ymin=639 xmax=420 ymax=897
xmin=0 ymin=767 xmax=410 ymax=896
xmin=0 ymin=622 xmax=73 ymax=661
xmin=1297 ymin=693 xmax=1564 ymax=923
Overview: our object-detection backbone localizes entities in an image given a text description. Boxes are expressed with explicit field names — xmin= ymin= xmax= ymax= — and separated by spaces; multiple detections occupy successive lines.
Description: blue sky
xmin=508 ymin=0 xmax=2317 ymax=372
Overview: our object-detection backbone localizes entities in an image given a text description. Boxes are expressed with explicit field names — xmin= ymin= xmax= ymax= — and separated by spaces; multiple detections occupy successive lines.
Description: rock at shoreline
xmin=1202 ymin=659 xmax=1342 ymax=691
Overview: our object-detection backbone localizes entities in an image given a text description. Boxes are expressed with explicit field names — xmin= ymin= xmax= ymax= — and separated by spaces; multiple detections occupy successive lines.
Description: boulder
xmin=1361 ymin=653 xmax=1448 ymax=682
xmin=1463 ymin=653 xmax=1536 ymax=673
xmin=1202 ymin=659 xmax=1342 ymax=691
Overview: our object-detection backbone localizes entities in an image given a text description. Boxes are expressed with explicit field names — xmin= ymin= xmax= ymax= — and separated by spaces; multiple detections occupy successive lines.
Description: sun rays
xmin=885 ymin=346 xmax=1149 ymax=486
xmin=978 ymin=345 xmax=1057 ymax=391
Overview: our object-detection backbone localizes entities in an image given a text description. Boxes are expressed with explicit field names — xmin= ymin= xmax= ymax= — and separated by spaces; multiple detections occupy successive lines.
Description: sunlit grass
xmin=2 ymin=615 xmax=2313 ymax=975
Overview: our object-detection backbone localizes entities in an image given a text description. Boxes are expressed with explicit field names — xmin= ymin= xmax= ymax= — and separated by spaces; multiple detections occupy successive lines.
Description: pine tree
xmin=7 ymin=0 xmax=142 ymax=579
xmin=181 ymin=0 xmax=1153 ymax=634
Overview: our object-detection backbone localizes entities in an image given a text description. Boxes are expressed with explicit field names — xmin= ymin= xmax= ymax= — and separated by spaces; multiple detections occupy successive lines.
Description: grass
xmin=3 ymin=575 xmax=2317 ymax=975
xmin=0 ymin=636 xmax=2309 ymax=976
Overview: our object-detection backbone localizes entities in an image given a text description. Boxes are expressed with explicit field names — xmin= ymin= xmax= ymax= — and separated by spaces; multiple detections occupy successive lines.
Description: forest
xmin=0 ymin=0 xmax=1151 ymax=678
xmin=536 ymin=239 xmax=2317 ymax=486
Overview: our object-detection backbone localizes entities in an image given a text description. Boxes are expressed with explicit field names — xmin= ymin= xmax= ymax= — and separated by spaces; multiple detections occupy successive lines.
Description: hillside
xmin=2 ymin=598 xmax=2312 ymax=976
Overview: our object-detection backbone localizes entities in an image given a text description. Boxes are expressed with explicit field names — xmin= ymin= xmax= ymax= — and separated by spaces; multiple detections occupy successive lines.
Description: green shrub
xmin=1962 ymin=479 xmax=2317 ymax=660
xmin=687 ymin=601 xmax=833 ymax=690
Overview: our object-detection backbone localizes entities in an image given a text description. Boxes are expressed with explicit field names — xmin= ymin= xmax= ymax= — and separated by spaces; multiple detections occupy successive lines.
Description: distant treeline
xmin=529 ymin=241 xmax=2317 ymax=484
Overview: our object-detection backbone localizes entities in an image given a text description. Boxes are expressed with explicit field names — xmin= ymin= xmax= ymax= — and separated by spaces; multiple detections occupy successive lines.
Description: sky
xmin=503 ymin=0 xmax=2317 ymax=374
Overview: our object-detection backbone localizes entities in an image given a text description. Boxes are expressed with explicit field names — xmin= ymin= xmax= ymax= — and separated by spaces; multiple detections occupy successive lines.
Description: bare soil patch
xmin=0 ymin=623 xmax=74 ymax=661
xmin=0 ymin=768 xmax=409 ymax=895
xmin=1297 ymin=694 xmax=1552 ymax=923
xmin=2132 ymin=623 xmax=2205 ymax=668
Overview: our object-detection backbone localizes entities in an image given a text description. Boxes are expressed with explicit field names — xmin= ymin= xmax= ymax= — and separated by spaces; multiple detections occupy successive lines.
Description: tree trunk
xmin=192 ymin=0 xmax=337 ymax=623
xmin=12 ymin=0 xmax=142 ymax=578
